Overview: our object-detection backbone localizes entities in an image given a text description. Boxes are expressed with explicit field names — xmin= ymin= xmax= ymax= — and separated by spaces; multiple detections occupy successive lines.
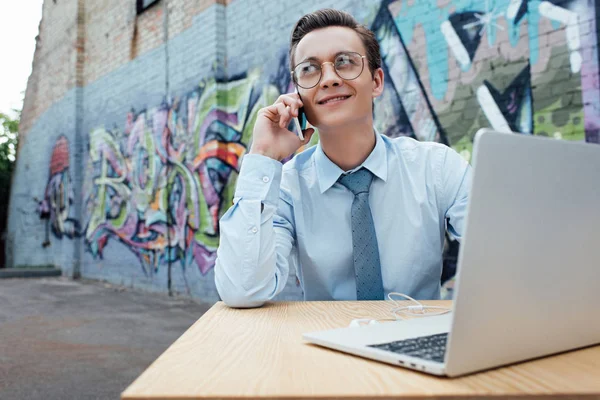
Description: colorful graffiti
xmin=38 ymin=135 xmax=80 ymax=247
xmin=35 ymin=0 xmax=599 ymax=288
xmin=82 ymin=71 xmax=293 ymax=276
xmin=373 ymin=0 xmax=600 ymax=158
xmin=372 ymin=0 xmax=599 ymax=293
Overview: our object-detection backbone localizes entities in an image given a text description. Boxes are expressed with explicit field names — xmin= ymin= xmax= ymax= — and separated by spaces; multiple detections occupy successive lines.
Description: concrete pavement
xmin=0 ymin=277 xmax=213 ymax=400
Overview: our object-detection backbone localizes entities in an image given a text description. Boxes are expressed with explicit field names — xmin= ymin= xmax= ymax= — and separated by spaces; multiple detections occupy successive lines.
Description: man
xmin=214 ymin=9 xmax=471 ymax=308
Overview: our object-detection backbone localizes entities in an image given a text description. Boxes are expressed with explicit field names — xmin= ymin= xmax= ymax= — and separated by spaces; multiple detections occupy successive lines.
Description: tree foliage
xmin=0 ymin=111 xmax=19 ymax=174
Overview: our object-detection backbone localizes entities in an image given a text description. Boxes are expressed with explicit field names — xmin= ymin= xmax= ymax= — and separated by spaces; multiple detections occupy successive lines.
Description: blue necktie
xmin=338 ymin=168 xmax=384 ymax=300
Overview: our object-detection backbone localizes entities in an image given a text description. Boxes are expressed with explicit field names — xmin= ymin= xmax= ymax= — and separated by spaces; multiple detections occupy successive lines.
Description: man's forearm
xmin=214 ymin=154 xmax=293 ymax=308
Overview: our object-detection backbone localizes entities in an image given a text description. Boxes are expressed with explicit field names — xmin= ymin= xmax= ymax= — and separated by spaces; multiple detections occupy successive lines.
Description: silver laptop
xmin=303 ymin=129 xmax=600 ymax=377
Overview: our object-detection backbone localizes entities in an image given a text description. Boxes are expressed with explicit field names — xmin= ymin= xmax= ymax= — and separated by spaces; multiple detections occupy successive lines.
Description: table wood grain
xmin=122 ymin=301 xmax=600 ymax=399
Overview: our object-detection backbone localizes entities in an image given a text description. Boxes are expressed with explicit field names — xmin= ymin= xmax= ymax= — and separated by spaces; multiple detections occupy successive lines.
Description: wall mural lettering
xmin=36 ymin=0 xmax=599 ymax=291
xmin=82 ymin=72 xmax=289 ymax=276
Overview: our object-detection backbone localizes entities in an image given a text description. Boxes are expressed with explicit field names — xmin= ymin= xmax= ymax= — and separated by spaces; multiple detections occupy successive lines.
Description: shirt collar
xmin=315 ymin=130 xmax=388 ymax=194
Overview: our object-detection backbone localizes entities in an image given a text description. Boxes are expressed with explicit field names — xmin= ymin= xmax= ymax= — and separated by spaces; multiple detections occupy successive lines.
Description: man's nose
xmin=320 ymin=62 xmax=342 ymax=88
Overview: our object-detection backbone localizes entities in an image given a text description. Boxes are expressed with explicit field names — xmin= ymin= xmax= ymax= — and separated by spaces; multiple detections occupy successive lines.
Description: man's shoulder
xmin=383 ymin=135 xmax=448 ymax=159
xmin=282 ymin=145 xmax=317 ymax=175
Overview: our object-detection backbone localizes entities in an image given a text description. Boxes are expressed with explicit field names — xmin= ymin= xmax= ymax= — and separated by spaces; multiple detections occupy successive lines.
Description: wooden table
xmin=122 ymin=301 xmax=600 ymax=399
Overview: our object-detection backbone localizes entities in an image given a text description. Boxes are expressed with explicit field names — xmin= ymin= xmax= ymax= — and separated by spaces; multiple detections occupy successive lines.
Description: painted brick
xmin=9 ymin=0 xmax=600 ymax=304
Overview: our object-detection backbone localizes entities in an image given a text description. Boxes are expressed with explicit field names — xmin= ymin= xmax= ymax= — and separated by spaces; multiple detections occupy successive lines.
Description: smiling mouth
xmin=318 ymin=95 xmax=351 ymax=105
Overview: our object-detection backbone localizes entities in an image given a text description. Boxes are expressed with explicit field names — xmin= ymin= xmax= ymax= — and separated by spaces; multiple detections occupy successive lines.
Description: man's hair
xmin=289 ymin=9 xmax=382 ymax=77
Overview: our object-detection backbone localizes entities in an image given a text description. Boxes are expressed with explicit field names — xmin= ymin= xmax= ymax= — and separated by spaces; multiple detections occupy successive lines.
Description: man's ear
xmin=372 ymin=68 xmax=385 ymax=99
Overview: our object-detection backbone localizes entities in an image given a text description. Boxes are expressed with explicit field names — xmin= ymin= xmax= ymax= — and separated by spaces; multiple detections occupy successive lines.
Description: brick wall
xmin=19 ymin=0 xmax=80 ymax=140
xmin=8 ymin=0 xmax=600 ymax=303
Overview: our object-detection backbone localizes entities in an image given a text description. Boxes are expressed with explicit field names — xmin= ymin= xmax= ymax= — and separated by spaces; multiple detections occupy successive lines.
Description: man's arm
xmin=214 ymin=154 xmax=296 ymax=308
xmin=440 ymin=147 xmax=472 ymax=241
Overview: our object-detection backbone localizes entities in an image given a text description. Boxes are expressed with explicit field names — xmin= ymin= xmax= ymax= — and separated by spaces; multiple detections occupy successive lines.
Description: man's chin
xmin=315 ymin=114 xmax=366 ymax=131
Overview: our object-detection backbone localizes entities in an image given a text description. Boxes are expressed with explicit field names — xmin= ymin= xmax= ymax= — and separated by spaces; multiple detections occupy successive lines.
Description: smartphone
xmin=293 ymin=106 xmax=307 ymax=141
xmin=293 ymin=89 xmax=307 ymax=141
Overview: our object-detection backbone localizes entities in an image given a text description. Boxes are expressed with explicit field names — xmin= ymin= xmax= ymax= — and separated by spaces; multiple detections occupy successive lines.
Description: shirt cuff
xmin=234 ymin=154 xmax=283 ymax=207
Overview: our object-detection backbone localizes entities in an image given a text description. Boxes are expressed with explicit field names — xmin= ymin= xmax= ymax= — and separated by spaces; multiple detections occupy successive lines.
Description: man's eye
xmin=300 ymin=64 xmax=319 ymax=74
xmin=335 ymin=55 xmax=353 ymax=66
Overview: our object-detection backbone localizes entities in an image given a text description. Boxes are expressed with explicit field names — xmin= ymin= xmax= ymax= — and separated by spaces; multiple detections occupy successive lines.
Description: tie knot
xmin=338 ymin=168 xmax=374 ymax=195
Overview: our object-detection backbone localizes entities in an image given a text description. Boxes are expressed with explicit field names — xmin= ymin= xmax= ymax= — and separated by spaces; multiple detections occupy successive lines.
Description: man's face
xmin=293 ymin=26 xmax=384 ymax=132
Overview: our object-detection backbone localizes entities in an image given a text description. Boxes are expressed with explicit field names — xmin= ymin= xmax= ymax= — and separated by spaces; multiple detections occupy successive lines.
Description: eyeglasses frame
xmin=290 ymin=52 xmax=367 ymax=89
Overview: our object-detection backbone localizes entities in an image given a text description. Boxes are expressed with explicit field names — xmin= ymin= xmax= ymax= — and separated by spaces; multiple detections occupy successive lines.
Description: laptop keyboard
xmin=368 ymin=332 xmax=448 ymax=363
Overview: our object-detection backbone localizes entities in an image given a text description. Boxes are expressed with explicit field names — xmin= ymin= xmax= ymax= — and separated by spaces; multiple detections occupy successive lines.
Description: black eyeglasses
xmin=291 ymin=52 xmax=367 ymax=89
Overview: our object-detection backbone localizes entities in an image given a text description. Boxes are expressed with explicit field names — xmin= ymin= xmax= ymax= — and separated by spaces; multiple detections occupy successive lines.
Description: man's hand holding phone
xmin=249 ymin=92 xmax=314 ymax=162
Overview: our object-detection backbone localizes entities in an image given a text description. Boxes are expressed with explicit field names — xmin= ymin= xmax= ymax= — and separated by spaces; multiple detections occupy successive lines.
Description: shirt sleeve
xmin=214 ymin=154 xmax=297 ymax=308
xmin=439 ymin=146 xmax=472 ymax=242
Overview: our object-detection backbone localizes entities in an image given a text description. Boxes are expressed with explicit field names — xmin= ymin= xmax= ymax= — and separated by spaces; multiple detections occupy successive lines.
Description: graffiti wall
xmin=10 ymin=0 xmax=599 ymax=300
xmin=374 ymin=0 xmax=599 ymax=158
xmin=38 ymin=136 xmax=80 ymax=247
xmin=83 ymin=73 xmax=285 ymax=277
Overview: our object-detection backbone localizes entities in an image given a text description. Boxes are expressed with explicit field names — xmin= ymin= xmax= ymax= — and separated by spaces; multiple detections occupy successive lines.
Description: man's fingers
xmin=261 ymin=93 xmax=306 ymax=130
xmin=275 ymin=94 xmax=304 ymax=114
xmin=260 ymin=103 xmax=297 ymax=132
xmin=260 ymin=105 xmax=280 ymax=123
xmin=280 ymin=104 xmax=294 ymax=128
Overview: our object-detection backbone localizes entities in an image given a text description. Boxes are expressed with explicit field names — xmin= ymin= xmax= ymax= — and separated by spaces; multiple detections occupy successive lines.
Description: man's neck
xmin=319 ymin=120 xmax=377 ymax=172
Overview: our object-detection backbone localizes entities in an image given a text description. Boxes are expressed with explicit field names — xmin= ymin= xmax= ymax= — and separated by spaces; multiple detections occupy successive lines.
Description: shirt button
xmin=262 ymin=176 xmax=270 ymax=183
xmin=251 ymin=226 xmax=258 ymax=234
